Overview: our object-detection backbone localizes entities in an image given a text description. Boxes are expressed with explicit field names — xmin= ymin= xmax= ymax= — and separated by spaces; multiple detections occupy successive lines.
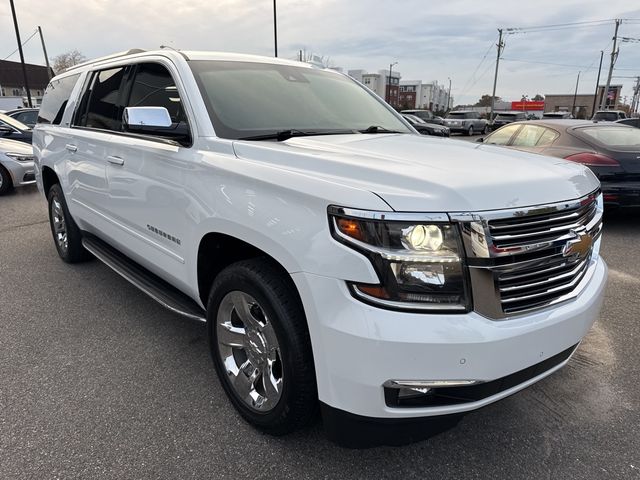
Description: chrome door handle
xmin=106 ymin=155 xmax=124 ymax=166
xmin=65 ymin=144 xmax=77 ymax=152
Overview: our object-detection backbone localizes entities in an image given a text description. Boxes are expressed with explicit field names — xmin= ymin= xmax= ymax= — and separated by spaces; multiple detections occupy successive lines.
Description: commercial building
xmin=543 ymin=94 xmax=595 ymax=119
xmin=0 ymin=59 xmax=53 ymax=107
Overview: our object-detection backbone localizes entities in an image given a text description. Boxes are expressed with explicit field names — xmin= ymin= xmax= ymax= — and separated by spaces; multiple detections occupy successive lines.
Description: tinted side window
xmin=485 ymin=124 xmax=520 ymax=145
xmin=126 ymin=63 xmax=187 ymax=125
xmin=15 ymin=110 xmax=38 ymax=125
xmin=84 ymin=67 xmax=127 ymax=131
xmin=37 ymin=74 xmax=80 ymax=125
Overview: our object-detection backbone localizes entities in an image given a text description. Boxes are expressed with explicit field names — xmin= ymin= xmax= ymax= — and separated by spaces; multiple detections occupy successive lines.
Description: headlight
xmin=6 ymin=153 xmax=34 ymax=163
xmin=329 ymin=207 xmax=470 ymax=312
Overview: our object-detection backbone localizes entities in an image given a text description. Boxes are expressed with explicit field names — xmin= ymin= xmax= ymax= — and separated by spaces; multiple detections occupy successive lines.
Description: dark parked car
xmin=0 ymin=113 xmax=32 ymax=144
xmin=402 ymin=114 xmax=450 ymax=137
xmin=542 ymin=112 xmax=573 ymax=119
xmin=616 ymin=117 xmax=640 ymax=128
xmin=479 ymin=120 xmax=640 ymax=207
xmin=491 ymin=111 xmax=527 ymax=130
xmin=400 ymin=109 xmax=443 ymax=125
xmin=593 ymin=110 xmax=626 ymax=122
xmin=4 ymin=108 xmax=39 ymax=128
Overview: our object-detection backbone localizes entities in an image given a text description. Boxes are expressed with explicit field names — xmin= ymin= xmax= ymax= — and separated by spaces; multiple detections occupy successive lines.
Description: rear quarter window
xmin=577 ymin=126 xmax=640 ymax=148
xmin=38 ymin=74 xmax=81 ymax=125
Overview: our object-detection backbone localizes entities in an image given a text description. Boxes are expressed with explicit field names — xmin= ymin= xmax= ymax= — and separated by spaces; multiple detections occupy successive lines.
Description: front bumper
xmin=1 ymin=158 xmax=35 ymax=187
xmin=292 ymin=256 xmax=607 ymax=423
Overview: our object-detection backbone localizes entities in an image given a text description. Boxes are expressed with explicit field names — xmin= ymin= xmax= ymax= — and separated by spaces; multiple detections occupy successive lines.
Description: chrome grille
xmin=452 ymin=191 xmax=603 ymax=318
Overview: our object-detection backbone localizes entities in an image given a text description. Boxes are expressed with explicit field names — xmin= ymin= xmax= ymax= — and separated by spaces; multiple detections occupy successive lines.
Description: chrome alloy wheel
xmin=216 ymin=291 xmax=283 ymax=412
xmin=51 ymin=198 xmax=68 ymax=252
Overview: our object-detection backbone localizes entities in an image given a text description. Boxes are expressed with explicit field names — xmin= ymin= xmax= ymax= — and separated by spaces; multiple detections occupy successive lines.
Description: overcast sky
xmin=2 ymin=0 xmax=639 ymax=105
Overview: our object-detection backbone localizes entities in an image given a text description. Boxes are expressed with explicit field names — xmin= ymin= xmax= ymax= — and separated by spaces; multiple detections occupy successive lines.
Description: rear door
xmin=67 ymin=66 xmax=128 ymax=236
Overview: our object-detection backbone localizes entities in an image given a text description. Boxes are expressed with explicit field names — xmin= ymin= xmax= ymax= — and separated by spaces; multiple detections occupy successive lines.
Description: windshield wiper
xmin=359 ymin=125 xmax=404 ymax=134
xmin=238 ymin=129 xmax=355 ymax=141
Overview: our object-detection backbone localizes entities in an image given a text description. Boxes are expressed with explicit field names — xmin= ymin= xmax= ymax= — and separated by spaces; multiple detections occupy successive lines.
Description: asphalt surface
xmin=1 ymin=185 xmax=639 ymax=480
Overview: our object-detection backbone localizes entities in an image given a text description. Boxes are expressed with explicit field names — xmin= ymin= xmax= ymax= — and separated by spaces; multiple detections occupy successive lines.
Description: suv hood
xmin=232 ymin=134 xmax=600 ymax=212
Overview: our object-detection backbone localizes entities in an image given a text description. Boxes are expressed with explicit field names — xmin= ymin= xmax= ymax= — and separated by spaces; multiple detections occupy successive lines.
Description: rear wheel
xmin=0 ymin=165 xmax=13 ymax=195
xmin=482 ymin=125 xmax=489 ymax=135
xmin=207 ymin=258 xmax=317 ymax=435
xmin=47 ymin=184 xmax=92 ymax=263
xmin=467 ymin=125 xmax=474 ymax=136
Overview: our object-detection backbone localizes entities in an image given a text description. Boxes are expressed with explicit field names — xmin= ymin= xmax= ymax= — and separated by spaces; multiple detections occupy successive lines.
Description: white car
xmin=0 ymin=138 xmax=35 ymax=195
xmin=33 ymin=49 xmax=607 ymax=447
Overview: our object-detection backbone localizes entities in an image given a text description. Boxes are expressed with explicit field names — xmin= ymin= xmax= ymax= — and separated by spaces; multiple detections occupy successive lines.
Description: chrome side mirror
xmin=123 ymin=107 xmax=172 ymax=128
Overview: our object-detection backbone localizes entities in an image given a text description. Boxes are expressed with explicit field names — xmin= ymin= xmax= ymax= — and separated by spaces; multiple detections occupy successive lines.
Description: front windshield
xmin=189 ymin=60 xmax=411 ymax=139
xmin=0 ymin=113 xmax=29 ymax=131
xmin=496 ymin=114 xmax=516 ymax=120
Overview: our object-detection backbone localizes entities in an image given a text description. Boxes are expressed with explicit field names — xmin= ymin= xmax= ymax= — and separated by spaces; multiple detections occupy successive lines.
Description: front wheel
xmin=207 ymin=258 xmax=317 ymax=435
xmin=467 ymin=125 xmax=474 ymax=136
xmin=0 ymin=165 xmax=13 ymax=195
xmin=47 ymin=184 xmax=92 ymax=263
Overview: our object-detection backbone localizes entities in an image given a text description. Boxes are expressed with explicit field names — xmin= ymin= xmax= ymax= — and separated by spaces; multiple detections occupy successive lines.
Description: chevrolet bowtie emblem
xmin=563 ymin=230 xmax=593 ymax=259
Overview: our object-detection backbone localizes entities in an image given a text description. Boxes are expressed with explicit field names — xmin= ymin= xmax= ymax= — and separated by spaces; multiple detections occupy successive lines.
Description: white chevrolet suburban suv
xmin=33 ymin=49 xmax=607 ymax=447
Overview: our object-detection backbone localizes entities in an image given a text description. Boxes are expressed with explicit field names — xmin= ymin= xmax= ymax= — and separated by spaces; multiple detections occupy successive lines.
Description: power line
xmin=505 ymin=19 xmax=614 ymax=34
xmin=501 ymin=57 xmax=598 ymax=70
xmin=2 ymin=28 xmax=38 ymax=60
xmin=458 ymin=38 xmax=496 ymax=96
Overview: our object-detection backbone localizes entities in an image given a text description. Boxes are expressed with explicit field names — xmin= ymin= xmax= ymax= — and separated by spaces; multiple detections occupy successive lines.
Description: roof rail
xmin=65 ymin=49 xmax=147 ymax=72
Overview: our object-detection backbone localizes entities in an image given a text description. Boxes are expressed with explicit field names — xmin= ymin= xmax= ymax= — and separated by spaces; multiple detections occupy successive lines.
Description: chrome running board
xmin=82 ymin=234 xmax=206 ymax=323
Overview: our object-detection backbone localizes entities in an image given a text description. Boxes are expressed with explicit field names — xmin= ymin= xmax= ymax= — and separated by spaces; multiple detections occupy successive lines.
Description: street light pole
xmin=447 ymin=77 xmax=452 ymax=112
xmin=9 ymin=0 xmax=32 ymax=107
xmin=273 ymin=0 xmax=278 ymax=57
xmin=38 ymin=26 xmax=52 ymax=80
xmin=387 ymin=61 xmax=397 ymax=105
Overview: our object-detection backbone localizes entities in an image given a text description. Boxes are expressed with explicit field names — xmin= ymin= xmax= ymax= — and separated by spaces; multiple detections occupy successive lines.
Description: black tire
xmin=207 ymin=258 xmax=317 ymax=435
xmin=467 ymin=125 xmax=474 ymax=136
xmin=0 ymin=164 xmax=13 ymax=195
xmin=482 ymin=125 xmax=489 ymax=135
xmin=47 ymin=184 xmax=92 ymax=263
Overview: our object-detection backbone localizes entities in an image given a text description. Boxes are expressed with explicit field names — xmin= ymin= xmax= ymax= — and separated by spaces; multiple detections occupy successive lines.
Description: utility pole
xmin=273 ymin=0 xmax=278 ymax=57
xmin=9 ymin=0 xmax=32 ymax=107
xmin=490 ymin=29 xmax=504 ymax=124
xmin=38 ymin=26 xmax=52 ymax=80
xmin=572 ymin=71 xmax=581 ymax=118
xmin=446 ymin=77 xmax=452 ymax=112
xmin=632 ymin=76 xmax=640 ymax=114
xmin=592 ymin=50 xmax=604 ymax=116
xmin=387 ymin=61 xmax=397 ymax=105
xmin=600 ymin=19 xmax=621 ymax=110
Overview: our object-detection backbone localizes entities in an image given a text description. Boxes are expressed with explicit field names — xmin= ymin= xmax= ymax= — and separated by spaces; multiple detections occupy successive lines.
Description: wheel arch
xmin=41 ymin=165 xmax=60 ymax=196
xmin=196 ymin=231 xmax=304 ymax=310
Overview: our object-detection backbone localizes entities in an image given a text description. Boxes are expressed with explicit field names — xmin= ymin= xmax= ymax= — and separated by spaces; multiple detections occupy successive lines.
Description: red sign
xmin=511 ymin=101 xmax=545 ymax=111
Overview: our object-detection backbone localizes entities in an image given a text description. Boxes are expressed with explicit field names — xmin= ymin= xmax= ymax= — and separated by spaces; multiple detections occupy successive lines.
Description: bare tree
xmin=51 ymin=50 xmax=87 ymax=74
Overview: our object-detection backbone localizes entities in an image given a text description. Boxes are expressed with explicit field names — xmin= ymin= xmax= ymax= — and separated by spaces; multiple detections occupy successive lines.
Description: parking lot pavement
xmin=1 ymin=186 xmax=639 ymax=480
